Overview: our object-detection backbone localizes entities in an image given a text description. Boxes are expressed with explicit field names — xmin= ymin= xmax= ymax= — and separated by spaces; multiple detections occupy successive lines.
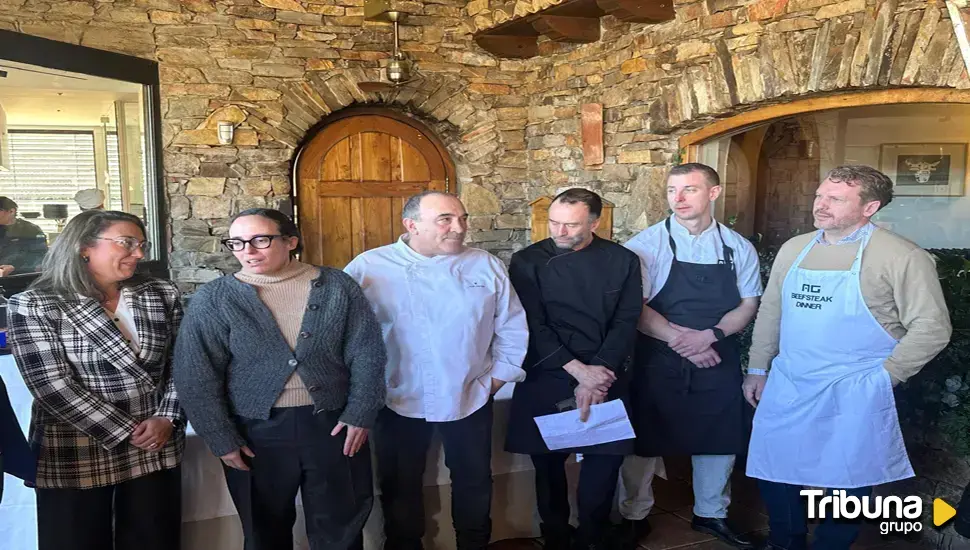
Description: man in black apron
xmin=619 ymin=164 xmax=763 ymax=549
xmin=506 ymin=188 xmax=642 ymax=550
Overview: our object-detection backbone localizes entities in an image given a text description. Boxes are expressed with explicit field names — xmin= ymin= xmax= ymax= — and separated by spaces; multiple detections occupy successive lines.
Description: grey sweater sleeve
xmin=337 ymin=274 xmax=388 ymax=429
xmin=172 ymin=283 xmax=247 ymax=457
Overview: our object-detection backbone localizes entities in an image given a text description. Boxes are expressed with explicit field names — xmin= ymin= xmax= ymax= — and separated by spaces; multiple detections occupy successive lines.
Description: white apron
xmin=746 ymin=226 xmax=914 ymax=488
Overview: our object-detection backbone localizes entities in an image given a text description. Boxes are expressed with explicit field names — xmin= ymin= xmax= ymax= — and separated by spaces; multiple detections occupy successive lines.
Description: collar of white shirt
xmin=392 ymin=235 xmax=457 ymax=263
xmin=813 ymin=222 xmax=873 ymax=246
xmin=668 ymin=215 xmax=720 ymax=241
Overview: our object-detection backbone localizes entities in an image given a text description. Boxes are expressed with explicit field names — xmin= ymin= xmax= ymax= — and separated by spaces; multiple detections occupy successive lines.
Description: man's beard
xmin=553 ymin=235 xmax=584 ymax=250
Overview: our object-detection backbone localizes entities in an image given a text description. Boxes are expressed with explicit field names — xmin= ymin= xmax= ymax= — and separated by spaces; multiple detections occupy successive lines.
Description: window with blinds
xmin=0 ymin=130 xmax=97 ymax=235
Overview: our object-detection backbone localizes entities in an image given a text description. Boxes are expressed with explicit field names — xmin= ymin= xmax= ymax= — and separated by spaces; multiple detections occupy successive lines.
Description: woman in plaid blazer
xmin=7 ymin=210 xmax=184 ymax=550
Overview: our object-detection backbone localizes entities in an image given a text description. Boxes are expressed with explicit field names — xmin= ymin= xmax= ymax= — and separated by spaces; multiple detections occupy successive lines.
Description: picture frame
xmin=878 ymin=143 xmax=968 ymax=197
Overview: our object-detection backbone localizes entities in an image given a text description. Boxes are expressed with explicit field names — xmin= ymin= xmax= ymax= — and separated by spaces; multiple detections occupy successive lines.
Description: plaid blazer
xmin=7 ymin=277 xmax=186 ymax=489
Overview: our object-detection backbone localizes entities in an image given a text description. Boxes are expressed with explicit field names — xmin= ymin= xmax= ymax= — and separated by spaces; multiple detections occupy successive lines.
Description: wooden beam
xmin=581 ymin=103 xmax=604 ymax=167
xmin=310 ymin=180 xmax=432 ymax=197
xmin=474 ymin=34 xmax=539 ymax=59
xmin=679 ymin=88 xmax=970 ymax=150
xmin=532 ymin=14 xmax=600 ymax=43
xmin=596 ymin=0 xmax=674 ymax=23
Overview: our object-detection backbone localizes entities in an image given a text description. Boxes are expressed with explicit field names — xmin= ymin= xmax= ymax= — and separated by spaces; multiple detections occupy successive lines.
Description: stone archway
xmin=232 ymin=69 xmax=517 ymax=254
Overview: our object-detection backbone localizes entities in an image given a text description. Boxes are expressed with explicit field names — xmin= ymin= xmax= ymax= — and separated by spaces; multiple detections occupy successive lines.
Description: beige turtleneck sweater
xmin=235 ymin=260 xmax=318 ymax=407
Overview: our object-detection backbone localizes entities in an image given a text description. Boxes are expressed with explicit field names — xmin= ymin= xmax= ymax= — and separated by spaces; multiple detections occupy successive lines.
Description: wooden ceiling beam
xmin=473 ymin=34 xmax=539 ymax=59
xmin=532 ymin=14 xmax=601 ymax=43
xmin=596 ymin=0 xmax=674 ymax=23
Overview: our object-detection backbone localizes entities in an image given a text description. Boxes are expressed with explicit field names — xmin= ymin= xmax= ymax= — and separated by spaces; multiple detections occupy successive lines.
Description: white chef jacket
xmin=624 ymin=216 xmax=764 ymax=302
xmin=344 ymin=237 xmax=529 ymax=422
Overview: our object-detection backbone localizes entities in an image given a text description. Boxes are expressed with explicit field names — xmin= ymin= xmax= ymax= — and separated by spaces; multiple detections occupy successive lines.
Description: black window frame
xmin=0 ymin=30 xmax=168 ymax=296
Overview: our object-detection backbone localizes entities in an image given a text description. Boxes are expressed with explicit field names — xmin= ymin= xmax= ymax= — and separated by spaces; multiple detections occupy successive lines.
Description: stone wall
xmin=3 ymin=0 xmax=970 ymax=542
xmin=0 ymin=0 xmax=546 ymax=288
xmin=0 ymin=0 xmax=968 ymax=283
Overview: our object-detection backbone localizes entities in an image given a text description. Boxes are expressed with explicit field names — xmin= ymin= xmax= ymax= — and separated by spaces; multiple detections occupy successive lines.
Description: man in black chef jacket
xmin=506 ymin=188 xmax=642 ymax=550
xmin=618 ymin=163 xmax=762 ymax=549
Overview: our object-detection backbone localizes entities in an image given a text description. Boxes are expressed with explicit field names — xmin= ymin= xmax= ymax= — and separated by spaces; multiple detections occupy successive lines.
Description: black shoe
xmin=612 ymin=518 xmax=652 ymax=549
xmin=691 ymin=516 xmax=754 ymax=549
xmin=541 ymin=523 xmax=575 ymax=550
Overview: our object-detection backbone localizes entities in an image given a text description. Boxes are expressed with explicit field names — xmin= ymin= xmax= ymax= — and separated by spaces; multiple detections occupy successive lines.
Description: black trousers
xmin=36 ymin=466 xmax=181 ymax=550
xmin=223 ymin=406 xmax=374 ymax=550
xmin=758 ymin=480 xmax=872 ymax=550
xmin=373 ymin=400 xmax=494 ymax=550
xmin=530 ymin=453 xmax=624 ymax=546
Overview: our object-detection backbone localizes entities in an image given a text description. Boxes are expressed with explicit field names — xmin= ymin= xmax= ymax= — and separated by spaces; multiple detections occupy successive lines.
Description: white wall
xmin=841 ymin=104 xmax=970 ymax=249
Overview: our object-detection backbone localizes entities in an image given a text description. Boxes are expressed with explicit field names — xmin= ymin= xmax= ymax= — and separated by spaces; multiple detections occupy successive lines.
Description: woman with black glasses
xmin=173 ymin=208 xmax=387 ymax=550
xmin=7 ymin=210 xmax=184 ymax=550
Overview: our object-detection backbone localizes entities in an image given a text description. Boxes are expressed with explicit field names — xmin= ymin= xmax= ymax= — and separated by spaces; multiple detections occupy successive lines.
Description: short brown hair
xmin=552 ymin=188 xmax=602 ymax=219
xmin=825 ymin=165 xmax=894 ymax=210
xmin=667 ymin=163 xmax=720 ymax=187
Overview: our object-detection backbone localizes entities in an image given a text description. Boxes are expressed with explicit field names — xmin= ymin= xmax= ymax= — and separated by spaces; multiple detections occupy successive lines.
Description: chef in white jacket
xmin=344 ymin=190 xmax=528 ymax=550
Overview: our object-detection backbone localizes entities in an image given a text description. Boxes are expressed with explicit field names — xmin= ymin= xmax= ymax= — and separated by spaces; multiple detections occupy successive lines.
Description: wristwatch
xmin=711 ymin=327 xmax=726 ymax=341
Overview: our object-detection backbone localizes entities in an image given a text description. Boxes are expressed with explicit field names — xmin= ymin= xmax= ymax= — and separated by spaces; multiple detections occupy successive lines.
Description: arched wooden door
xmin=295 ymin=112 xmax=455 ymax=268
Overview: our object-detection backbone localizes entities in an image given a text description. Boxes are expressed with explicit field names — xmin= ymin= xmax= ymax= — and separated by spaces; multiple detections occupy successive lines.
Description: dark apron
xmin=631 ymin=218 xmax=750 ymax=457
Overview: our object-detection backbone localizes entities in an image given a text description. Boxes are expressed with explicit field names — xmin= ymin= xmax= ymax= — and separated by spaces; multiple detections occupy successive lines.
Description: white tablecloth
xmin=0 ymin=354 xmax=536 ymax=549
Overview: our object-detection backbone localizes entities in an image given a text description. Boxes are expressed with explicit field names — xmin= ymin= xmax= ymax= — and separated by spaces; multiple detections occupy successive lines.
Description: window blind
xmin=0 ymin=130 xmax=97 ymax=235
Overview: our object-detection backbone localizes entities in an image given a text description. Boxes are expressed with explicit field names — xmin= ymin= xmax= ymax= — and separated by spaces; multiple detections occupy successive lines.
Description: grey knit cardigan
xmin=172 ymin=267 xmax=387 ymax=457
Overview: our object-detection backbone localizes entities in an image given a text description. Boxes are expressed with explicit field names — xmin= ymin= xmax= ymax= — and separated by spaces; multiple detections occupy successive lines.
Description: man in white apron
xmin=745 ymin=165 xmax=952 ymax=550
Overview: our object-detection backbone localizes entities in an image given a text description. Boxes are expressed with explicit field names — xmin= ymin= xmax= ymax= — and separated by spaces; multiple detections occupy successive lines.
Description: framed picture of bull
xmin=879 ymin=143 xmax=968 ymax=197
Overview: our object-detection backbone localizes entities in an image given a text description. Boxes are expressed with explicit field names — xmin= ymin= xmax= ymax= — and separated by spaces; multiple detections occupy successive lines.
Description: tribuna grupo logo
xmin=801 ymin=490 xmax=924 ymax=535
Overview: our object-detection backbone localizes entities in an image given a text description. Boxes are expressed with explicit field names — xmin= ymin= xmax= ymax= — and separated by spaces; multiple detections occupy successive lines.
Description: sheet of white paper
xmin=534 ymin=399 xmax=636 ymax=451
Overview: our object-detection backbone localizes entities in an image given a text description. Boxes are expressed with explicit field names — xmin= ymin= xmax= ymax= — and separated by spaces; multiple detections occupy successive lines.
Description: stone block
xmin=49 ymin=1 xmax=95 ymax=17
xmin=258 ymin=0 xmax=306 ymax=11
xmin=164 ymin=152 xmax=201 ymax=175
xmin=462 ymin=184 xmax=501 ymax=215
xmin=231 ymin=87 xmax=283 ymax=101
xmin=186 ymin=177 xmax=227 ymax=196
xmin=748 ymin=0 xmax=789 ymax=21
xmin=149 ymin=10 xmax=192 ymax=24
xmin=169 ymin=196 xmax=191 ymax=220
xmin=191 ymin=196 xmax=232 ymax=219
xmin=815 ymin=0 xmax=864 ymax=19
xmin=252 ymin=64 xmax=306 ymax=78
xmin=202 ymin=69 xmax=254 ymax=85
xmin=239 ymin=179 xmax=274 ymax=196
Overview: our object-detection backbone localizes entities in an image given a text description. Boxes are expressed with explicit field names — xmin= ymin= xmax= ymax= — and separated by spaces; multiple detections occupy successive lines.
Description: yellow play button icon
xmin=934 ymin=498 xmax=957 ymax=527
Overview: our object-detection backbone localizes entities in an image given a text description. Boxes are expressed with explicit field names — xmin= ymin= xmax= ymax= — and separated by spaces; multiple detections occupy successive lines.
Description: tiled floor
xmin=489 ymin=456 xmax=929 ymax=550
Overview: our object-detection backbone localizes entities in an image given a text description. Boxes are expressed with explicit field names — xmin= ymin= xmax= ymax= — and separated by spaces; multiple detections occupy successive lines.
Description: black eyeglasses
xmin=221 ymin=235 xmax=284 ymax=252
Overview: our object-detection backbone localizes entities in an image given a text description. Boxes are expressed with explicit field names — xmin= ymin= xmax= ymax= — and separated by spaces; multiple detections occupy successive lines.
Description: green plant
xmin=894 ymin=250 xmax=970 ymax=454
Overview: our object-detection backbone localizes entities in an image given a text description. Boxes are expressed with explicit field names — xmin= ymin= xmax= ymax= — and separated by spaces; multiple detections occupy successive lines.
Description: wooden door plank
xmin=320 ymin=196 xmax=353 ymax=267
xmin=307 ymin=137 xmax=352 ymax=266
xmin=350 ymin=197 xmax=365 ymax=255
xmin=349 ymin=132 xmax=363 ymax=182
xmin=361 ymin=131 xmax=392 ymax=182
xmin=313 ymin=181 xmax=429 ymax=197
xmin=391 ymin=196 xmax=404 ymax=239
xmin=300 ymin=176 xmax=322 ymax=265
xmin=362 ymin=197 xmax=393 ymax=251
xmin=322 ymin=137 xmax=352 ymax=180
xmin=400 ymin=140 xmax=431 ymax=182
xmin=390 ymin=136 xmax=404 ymax=183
